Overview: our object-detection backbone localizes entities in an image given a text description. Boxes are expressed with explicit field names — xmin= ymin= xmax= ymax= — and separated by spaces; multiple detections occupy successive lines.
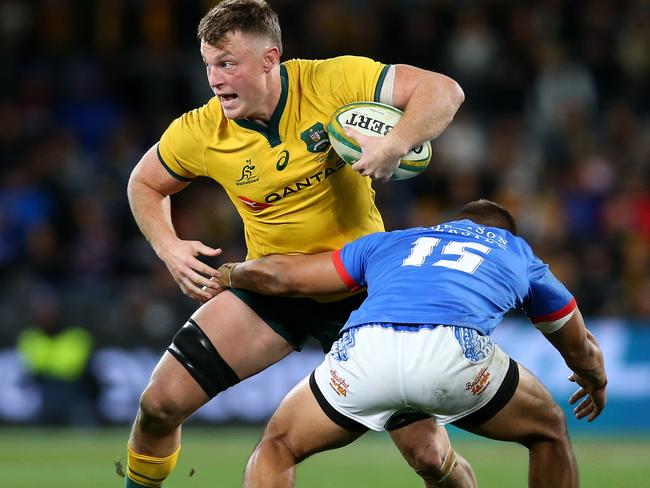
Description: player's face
xmin=201 ymin=32 xmax=274 ymax=121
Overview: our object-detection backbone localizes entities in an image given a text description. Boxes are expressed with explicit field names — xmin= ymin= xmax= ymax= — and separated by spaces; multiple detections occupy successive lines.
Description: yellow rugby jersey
xmin=158 ymin=56 xmax=390 ymax=259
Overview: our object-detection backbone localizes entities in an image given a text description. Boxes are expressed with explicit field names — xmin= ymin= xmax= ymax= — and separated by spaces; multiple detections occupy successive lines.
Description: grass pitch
xmin=1 ymin=426 xmax=648 ymax=487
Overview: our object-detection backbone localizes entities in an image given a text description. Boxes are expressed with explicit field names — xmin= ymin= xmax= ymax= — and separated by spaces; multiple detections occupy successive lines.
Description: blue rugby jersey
xmin=333 ymin=219 xmax=575 ymax=335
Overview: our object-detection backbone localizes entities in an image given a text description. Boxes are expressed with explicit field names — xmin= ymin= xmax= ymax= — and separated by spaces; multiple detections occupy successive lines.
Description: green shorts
xmin=229 ymin=288 xmax=367 ymax=352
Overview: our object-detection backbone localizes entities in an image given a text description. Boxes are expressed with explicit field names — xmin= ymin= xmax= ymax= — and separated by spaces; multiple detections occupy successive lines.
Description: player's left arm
xmin=543 ymin=308 xmax=607 ymax=422
xmin=216 ymin=252 xmax=349 ymax=296
xmin=527 ymin=257 xmax=607 ymax=421
xmin=350 ymin=65 xmax=464 ymax=181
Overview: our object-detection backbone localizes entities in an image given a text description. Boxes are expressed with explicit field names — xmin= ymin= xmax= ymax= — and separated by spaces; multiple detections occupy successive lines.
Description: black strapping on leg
xmin=168 ymin=319 xmax=240 ymax=398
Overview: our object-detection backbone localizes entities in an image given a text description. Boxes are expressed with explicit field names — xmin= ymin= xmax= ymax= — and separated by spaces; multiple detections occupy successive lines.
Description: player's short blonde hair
xmin=197 ymin=0 xmax=282 ymax=54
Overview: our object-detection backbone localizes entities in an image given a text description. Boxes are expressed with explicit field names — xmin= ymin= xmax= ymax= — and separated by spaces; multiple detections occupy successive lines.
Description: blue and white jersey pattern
xmin=332 ymin=219 xmax=575 ymax=336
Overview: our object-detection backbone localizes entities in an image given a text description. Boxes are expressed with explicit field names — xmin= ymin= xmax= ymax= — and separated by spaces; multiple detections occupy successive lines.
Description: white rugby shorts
xmin=312 ymin=323 xmax=514 ymax=431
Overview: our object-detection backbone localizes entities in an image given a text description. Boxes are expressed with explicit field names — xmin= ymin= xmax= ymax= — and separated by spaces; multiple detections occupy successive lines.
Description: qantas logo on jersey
xmin=236 ymin=159 xmax=260 ymax=186
xmin=237 ymin=196 xmax=272 ymax=212
xmin=264 ymin=159 xmax=347 ymax=203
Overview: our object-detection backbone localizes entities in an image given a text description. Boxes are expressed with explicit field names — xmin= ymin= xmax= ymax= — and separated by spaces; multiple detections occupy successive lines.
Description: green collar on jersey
xmin=234 ymin=64 xmax=288 ymax=148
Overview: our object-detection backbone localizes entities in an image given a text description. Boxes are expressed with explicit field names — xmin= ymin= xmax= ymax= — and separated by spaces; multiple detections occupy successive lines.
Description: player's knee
xmin=137 ymin=385 xmax=186 ymax=433
xmin=411 ymin=446 xmax=458 ymax=484
xmin=545 ymin=402 xmax=570 ymax=442
xmin=404 ymin=444 xmax=441 ymax=471
xmin=522 ymin=401 xmax=570 ymax=448
xmin=254 ymin=431 xmax=302 ymax=463
xmin=400 ymin=442 xmax=447 ymax=479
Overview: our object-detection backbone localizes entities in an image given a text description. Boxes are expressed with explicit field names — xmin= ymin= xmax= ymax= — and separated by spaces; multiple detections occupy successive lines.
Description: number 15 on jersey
xmin=401 ymin=237 xmax=491 ymax=275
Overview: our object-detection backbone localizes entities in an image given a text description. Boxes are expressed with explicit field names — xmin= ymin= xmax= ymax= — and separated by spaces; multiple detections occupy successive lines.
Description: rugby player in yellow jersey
xmin=124 ymin=1 xmax=466 ymax=487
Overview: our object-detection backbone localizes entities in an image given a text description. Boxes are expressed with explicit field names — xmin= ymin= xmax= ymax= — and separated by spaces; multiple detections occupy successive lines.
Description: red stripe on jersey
xmin=237 ymin=196 xmax=272 ymax=211
xmin=531 ymin=297 xmax=577 ymax=324
xmin=332 ymin=250 xmax=361 ymax=292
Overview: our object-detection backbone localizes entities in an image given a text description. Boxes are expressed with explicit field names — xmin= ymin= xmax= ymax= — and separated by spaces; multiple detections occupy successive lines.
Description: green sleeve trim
xmin=156 ymin=145 xmax=193 ymax=182
xmin=374 ymin=64 xmax=391 ymax=102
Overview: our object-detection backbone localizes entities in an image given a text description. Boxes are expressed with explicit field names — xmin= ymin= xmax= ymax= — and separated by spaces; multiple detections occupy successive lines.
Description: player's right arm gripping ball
xmin=327 ymin=102 xmax=432 ymax=181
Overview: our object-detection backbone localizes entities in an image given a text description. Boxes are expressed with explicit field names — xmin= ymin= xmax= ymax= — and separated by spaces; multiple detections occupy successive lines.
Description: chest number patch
xmin=276 ymin=149 xmax=290 ymax=171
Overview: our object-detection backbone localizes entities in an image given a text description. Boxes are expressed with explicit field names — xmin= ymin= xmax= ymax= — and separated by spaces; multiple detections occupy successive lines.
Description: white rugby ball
xmin=327 ymin=101 xmax=432 ymax=180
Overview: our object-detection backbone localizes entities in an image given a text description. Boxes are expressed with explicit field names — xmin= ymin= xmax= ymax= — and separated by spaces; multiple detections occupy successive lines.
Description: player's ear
xmin=262 ymin=46 xmax=280 ymax=72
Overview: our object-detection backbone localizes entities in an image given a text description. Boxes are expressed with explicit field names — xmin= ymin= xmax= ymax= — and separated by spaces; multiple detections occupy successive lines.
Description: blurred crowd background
xmin=1 ymin=0 xmax=649 ymax=364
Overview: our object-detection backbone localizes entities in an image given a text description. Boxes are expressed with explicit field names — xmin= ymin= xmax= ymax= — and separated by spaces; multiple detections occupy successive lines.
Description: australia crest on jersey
xmin=300 ymin=122 xmax=330 ymax=153
xmin=236 ymin=159 xmax=260 ymax=186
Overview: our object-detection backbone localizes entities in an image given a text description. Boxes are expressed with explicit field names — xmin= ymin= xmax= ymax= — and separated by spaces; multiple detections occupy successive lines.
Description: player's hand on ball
xmin=329 ymin=102 xmax=432 ymax=181
xmin=344 ymin=127 xmax=402 ymax=182
xmin=158 ymin=239 xmax=223 ymax=302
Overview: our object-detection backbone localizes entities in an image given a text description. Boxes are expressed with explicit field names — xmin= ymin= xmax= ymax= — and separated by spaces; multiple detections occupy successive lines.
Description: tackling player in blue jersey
xmin=214 ymin=199 xmax=607 ymax=488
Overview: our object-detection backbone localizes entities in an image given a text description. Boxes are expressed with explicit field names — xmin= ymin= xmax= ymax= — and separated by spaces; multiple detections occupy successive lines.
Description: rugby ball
xmin=327 ymin=101 xmax=432 ymax=180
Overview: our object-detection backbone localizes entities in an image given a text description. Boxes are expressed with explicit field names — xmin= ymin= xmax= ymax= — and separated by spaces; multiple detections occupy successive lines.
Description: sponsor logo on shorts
xmin=466 ymin=367 xmax=491 ymax=396
xmin=329 ymin=369 xmax=349 ymax=397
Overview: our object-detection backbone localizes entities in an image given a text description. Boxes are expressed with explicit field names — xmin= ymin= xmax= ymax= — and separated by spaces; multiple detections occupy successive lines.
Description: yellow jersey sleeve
xmin=157 ymin=106 xmax=215 ymax=180
xmin=303 ymin=55 xmax=390 ymax=106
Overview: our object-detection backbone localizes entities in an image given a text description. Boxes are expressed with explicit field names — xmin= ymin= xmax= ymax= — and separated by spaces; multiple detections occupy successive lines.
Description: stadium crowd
xmin=1 ymin=0 xmax=649 ymax=351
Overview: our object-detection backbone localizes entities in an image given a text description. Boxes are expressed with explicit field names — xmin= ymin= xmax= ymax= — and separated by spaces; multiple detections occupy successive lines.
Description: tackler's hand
xmin=199 ymin=275 xmax=229 ymax=304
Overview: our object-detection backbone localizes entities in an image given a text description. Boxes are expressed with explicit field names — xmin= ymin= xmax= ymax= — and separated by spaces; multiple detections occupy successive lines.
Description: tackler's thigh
xmin=463 ymin=363 xmax=566 ymax=444
xmin=260 ymin=375 xmax=366 ymax=462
